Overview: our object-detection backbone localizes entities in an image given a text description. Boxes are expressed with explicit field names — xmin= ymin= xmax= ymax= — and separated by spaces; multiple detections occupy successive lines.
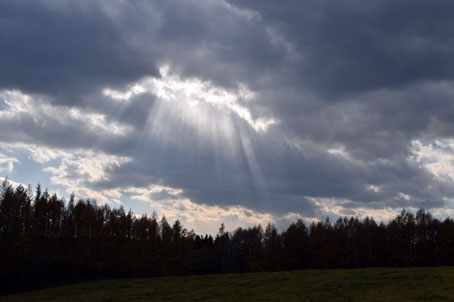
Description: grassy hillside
xmin=3 ymin=267 xmax=454 ymax=301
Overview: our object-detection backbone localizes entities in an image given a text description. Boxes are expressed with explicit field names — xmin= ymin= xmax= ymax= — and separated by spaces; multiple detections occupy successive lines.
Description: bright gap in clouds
xmin=100 ymin=67 xmax=290 ymax=232
xmin=103 ymin=66 xmax=277 ymax=132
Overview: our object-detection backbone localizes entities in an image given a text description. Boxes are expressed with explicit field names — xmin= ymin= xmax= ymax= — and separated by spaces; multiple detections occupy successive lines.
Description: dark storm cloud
xmin=0 ymin=1 xmax=160 ymax=102
xmin=0 ymin=0 xmax=284 ymax=102
xmin=227 ymin=0 xmax=454 ymax=96
xmin=2 ymin=0 xmax=454 ymax=218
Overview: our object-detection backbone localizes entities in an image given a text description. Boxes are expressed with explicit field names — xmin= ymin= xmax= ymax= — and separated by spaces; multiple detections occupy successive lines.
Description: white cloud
xmin=26 ymin=145 xmax=71 ymax=163
xmin=103 ymin=84 xmax=146 ymax=101
xmin=0 ymin=154 xmax=19 ymax=173
xmin=0 ymin=90 xmax=133 ymax=138
xmin=0 ymin=177 xmax=28 ymax=190
xmin=366 ymin=184 xmax=381 ymax=193
xmin=43 ymin=151 xmax=130 ymax=204
xmin=124 ymin=185 xmax=275 ymax=234
xmin=125 ymin=184 xmax=183 ymax=199
xmin=409 ymin=139 xmax=454 ymax=182
xmin=308 ymin=196 xmax=399 ymax=223
xmin=397 ymin=192 xmax=411 ymax=201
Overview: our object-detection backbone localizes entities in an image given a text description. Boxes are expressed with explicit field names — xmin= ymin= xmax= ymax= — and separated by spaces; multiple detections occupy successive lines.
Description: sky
xmin=2 ymin=0 xmax=454 ymax=234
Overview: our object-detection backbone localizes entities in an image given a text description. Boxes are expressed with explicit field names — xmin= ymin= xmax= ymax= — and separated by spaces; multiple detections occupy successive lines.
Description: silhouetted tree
xmin=2 ymin=177 xmax=454 ymax=293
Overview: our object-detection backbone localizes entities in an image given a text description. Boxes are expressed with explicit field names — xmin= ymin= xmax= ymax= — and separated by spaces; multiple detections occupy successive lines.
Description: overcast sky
xmin=2 ymin=0 xmax=454 ymax=233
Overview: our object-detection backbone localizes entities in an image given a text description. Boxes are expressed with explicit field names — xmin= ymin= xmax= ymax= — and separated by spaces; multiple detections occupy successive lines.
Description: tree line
xmin=1 ymin=178 xmax=454 ymax=292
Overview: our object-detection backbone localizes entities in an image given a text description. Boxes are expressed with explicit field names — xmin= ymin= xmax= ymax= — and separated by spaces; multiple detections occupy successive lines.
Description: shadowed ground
xmin=3 ymin=267 xmax=454 ymax=301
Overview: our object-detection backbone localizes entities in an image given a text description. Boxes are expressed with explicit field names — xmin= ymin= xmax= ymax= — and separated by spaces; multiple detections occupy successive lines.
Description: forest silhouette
xmin=1 ymin=178 xmax=454 ymax=292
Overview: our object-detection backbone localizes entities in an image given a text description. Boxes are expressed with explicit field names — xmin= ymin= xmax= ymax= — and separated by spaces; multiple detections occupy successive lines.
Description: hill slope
xmin=3 ymin=267 xmax=454 ymax=301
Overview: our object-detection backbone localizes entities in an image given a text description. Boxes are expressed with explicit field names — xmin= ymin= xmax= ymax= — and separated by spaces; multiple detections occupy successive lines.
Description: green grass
xmin=3 ymin=267 xmax=454 ymax=301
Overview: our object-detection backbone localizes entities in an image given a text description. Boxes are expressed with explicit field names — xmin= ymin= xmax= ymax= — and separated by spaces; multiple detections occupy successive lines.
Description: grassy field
xmin=3 ymin=267 xmax=454 ymax=301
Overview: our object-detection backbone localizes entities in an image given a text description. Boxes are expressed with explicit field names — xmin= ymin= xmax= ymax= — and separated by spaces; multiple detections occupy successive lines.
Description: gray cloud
xmin=0 ymin=1 xmax=161 ymax=102
xmin=227 ymin=0 xmax=454 ymax=95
